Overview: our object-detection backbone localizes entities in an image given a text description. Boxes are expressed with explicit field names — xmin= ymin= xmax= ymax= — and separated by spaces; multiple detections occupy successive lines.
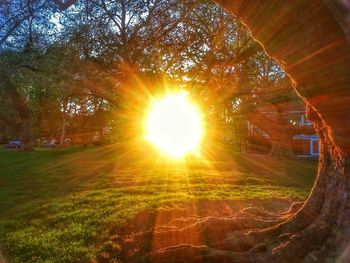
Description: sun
xmin=145 ymin=92 xmax=204 ymax=158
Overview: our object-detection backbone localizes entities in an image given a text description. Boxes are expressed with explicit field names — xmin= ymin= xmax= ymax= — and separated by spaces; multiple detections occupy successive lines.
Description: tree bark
xmin=244 ymin=109 xmax=298 ymax=159
xmin=269 ymin=132 xmax=295 ymax=159
xmin=9 ymin=88 xmax=33 ymax=151
xmin=60 ymin=115 xmax=66 ymax=147
xmin=19 ymin=107 xmax=33 ymax=151
xmin=2 ymin=75 xmax=33 ymax=151
xmin=60 ymin=99 xmax=68 ymax=147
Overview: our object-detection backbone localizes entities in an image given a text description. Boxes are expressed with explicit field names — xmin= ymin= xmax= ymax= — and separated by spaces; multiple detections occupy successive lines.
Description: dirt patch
xmin=98 ymin=199 xmax=298 ymax=263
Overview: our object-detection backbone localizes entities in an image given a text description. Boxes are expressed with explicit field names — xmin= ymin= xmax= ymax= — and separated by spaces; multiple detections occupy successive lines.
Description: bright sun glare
xmin=145 ymin=92 xmax=204 ymax=158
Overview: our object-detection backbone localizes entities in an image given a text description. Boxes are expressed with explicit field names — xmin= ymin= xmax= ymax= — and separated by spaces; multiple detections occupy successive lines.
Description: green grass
xmin=0 ymin=145 xmax=317 ymax=262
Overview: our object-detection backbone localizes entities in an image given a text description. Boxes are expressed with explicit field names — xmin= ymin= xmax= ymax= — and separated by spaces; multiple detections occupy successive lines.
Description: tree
xmin=158 ymin=0 xmax=259 ymax=150
xmin=149 ymin=1 xmax=350 ymax=261
xmin=164 ymin=0 xmax=312 ymax=158
xmin=0 ymin=0 xmax=78 ymax=47
xmin=0 ymin=52 xmax=39 ymax=150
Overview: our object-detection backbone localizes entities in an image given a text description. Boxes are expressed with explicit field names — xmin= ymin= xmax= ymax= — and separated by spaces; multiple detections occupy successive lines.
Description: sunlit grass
xmin=0 ymin=145 xmax=317 ymax=262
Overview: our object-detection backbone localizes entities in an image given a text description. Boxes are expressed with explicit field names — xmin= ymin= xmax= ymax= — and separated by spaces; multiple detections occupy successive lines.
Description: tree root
xmin=121 ymin=205 xmax=288 ymax=255
xmin=138 ymin=201 xmax=340 ymax=263
xmin=145 ymin=221 xmax=332 ymax=263
xmin=147 ymin=244 xmax=255 ymax=263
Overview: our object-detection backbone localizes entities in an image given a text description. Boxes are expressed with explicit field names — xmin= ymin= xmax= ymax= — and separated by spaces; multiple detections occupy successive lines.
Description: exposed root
xmin=145 ymin=220 xmax=333 ymax=263
xmin=124 ymin=202 xmax=340 ymax=262
xmin=121 ymin=206 xmax=287 ymax=256
xmin=147 ymin=244 xmax=255 ymax=263
xmin=111 ymin=200 xmax=305 ymax=262
xmin=280 ymin=201 xmax=304 ymax=215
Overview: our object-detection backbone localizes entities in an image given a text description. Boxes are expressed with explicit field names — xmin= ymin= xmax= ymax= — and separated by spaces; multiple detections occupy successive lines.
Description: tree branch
xmin=51 ymin=0 xmax=78 ymax=11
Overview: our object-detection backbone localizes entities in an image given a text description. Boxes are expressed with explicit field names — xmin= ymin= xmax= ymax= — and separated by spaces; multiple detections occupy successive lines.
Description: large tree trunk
xmin=60 ymin=98 xmax=69 ymax=147
xmin=1 ymin=70 xmax=33 ymax=151
xmin=269 ymin=131 xmax=295 ymax=159
xmin=19 ymin=108 xmax=33 ymax=151
xmin=269 ymin=103 xmax=298 ymax=159
xmin=245 ymin=109 xmax=297 ymax=159
xmin=212 ymin=0 xmax=350 ymax=261
xmin=4 ymin=81 xmax=33 ymax=151
xmin=60 ymin=116 xmax=66 ymax=147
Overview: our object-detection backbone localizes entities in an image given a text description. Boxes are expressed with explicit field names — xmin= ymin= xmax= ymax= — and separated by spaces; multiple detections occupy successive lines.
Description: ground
xmin=0 ymin=145 xmax=317 ymax=263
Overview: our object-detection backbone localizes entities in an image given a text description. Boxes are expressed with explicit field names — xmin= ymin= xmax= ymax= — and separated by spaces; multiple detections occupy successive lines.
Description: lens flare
xmin=145 ymin=92 xmax=204 ymax=158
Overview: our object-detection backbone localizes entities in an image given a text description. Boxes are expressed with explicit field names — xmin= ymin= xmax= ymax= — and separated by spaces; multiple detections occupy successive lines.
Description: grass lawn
xmin=0 ymin=145 xmax=317 ymax=263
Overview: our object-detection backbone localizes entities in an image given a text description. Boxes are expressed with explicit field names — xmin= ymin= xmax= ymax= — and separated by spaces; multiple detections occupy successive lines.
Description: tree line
xmin=0 ymin=0 xmax=312 ymax=157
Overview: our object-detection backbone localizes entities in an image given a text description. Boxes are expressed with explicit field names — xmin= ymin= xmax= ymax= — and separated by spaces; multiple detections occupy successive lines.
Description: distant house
xmin=290 ymin=110 xmax=320 ymax=157
xmin=247 ymin=103 xmax=320 ymax=157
